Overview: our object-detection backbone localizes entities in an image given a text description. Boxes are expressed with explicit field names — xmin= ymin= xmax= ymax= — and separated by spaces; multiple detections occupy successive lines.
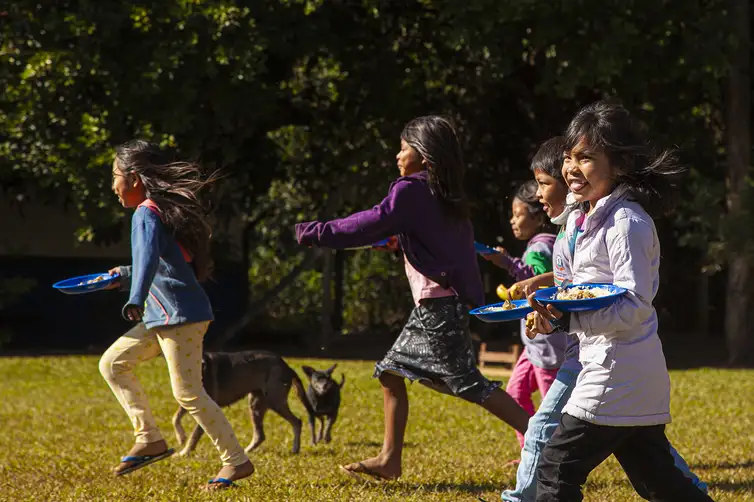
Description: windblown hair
xmin=564 ymin=100 xmax=684 ymax=214
xmin=530 ymin=136 xmax=567 ymax=185
xmin=115 ymin=140 xmax=218 ymax=282
xmin=401 ymin=115 xmax=470 ymax=222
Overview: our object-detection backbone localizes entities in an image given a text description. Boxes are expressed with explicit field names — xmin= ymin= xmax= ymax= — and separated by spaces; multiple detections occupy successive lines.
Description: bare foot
xmin=340 ymin=455 xmax=401 ymax=481
xmin=202 ymin=460 xmax=255 ymax=491
xmin=114 ymin=439 xmax=170 ymax=474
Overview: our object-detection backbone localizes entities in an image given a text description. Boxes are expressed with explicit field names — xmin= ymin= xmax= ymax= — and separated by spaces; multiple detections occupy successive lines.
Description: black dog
xmin=302 ymin=364 xmax=345 ymax=444
xmin=173 ymin=351 xmax=315 ymax=455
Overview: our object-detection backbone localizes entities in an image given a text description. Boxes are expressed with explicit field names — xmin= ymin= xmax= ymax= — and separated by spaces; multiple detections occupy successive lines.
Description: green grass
xmin=0 ymin=357 xmax=752 ymax=501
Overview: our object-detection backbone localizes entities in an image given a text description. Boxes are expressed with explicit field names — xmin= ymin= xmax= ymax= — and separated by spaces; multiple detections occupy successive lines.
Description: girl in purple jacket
xmin=296 ymin=116 xmax=529 ymax=482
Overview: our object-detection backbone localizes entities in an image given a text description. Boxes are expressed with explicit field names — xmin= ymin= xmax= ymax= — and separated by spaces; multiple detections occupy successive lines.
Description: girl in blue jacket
xmin=99 ymin=140 xmax=253 ymax=490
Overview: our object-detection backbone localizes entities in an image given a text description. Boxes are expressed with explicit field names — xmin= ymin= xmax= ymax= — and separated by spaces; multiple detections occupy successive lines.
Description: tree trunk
xmin=320 ymin=249 xmax=335 ymax=349
xmin=697 ymin=271 xmax=710 ymax=337
xmin=725 ymin=0 xmax=752 ymax=365
xmin=240 ymin=223 xmax=253 ymax=307
xmin=332 ymin=250 xmax=345 ymax=333
xmin=238 ymin=205 xmax=273 ymax=307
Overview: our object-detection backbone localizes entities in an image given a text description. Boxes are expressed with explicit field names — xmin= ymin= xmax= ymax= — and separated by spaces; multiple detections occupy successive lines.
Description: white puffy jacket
xmin=563 ymin=185 xmax=671 ymax=426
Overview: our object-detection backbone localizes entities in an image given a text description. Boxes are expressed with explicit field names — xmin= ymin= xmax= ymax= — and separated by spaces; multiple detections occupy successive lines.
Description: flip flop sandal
xmin=114 ymin=448 xmax=175 ymax=476
xmin=338 ymin=463 xmax=395 ymax=484
xmin=204 ymin=477 xmax=236 ymax=490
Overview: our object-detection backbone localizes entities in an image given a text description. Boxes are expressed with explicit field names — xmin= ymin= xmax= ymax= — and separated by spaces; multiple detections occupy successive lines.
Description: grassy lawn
xmin=0 ymin=356 xmax=752 ymax=501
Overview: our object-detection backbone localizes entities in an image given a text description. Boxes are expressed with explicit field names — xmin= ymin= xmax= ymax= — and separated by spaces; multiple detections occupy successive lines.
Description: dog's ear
xmin=302 ymin=365 xmax=315 ymax=379
xmin=326 ymin=364 xmax=337 ymax=375
xmin=339 ymin=373 xmax=346 ymax=388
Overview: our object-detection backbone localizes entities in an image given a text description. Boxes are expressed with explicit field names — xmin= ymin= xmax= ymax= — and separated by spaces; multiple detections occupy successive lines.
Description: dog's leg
xmin=291 ymin=371 xmax=316 ymax=446
xmin=309 ymin=415 xmax=318 ymax=446
xmin=172 ymin=406 xmax=189 ymax=446
xmin=268 ymin=396 xmax=302 ymax=454
xmin=246 ymin=391 xmax=268 ymax=453
xmin=323 ymin=414 xmax=336 ymax=444
xmin=179 ymin=424 xmax=205 ymax=456
xmin=316 ymin=417 xmax=325 ymax=444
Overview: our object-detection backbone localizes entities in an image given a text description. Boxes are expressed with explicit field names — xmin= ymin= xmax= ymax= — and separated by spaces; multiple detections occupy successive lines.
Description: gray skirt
xmin=374 ymin=296 xmax=501 ymax=404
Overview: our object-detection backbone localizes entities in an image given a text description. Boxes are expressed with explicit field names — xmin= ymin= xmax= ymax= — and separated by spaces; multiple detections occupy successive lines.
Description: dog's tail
xmin=291 ymin=370 xmax=316 ymax=421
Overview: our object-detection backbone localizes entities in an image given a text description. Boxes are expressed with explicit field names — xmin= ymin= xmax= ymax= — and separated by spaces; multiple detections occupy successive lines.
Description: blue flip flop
xmin=114 ymin=448 xmax=175 ymax=476
xmin=206 ymin=477 xmax=235 ymax=489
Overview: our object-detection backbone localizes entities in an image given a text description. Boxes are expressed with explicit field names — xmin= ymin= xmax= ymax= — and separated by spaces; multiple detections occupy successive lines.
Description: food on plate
xmin=79 ymin=276 xmax=106 ymax=286
xmin=555 ymin=285 xmax=611 ymax=300
xmin=482 ymin=299 xmax=516 ymax=312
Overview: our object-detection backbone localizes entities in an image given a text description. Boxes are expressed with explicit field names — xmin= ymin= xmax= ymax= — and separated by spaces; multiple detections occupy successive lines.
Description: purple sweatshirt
xmin=295 ymin=171 xmax=484 ymax=306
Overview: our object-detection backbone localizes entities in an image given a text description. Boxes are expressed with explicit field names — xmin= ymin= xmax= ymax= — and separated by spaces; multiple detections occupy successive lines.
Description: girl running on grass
xmin=99 ymin=140 xmax=253 ymax=491
xmin=295 ymin=115 xmax=530 ymax=482
xmin=526 ymin=101 xmax=713 ymax=501
xmin=501 ymin=134 xmax=707 ymax=501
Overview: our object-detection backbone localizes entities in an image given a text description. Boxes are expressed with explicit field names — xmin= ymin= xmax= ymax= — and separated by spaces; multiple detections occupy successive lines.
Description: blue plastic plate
xmin=344 ymin=238 xmax=391 ymax=250
xmin=52 ymin=273 xmax=119 ymax=295
xmin=533 ymin=283 xmax=627 ymax=312
xmin=470 ymin=299 xmax=533 ymax=323
xmin=474 ymin=241 xmax=499 ymax=255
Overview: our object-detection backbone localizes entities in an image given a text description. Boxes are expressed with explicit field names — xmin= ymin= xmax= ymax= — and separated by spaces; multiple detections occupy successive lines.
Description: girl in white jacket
xmin=526 ymin=101 xmax=713 ymax=502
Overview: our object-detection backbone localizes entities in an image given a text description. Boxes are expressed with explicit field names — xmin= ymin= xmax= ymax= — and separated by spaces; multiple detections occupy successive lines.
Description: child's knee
xmin=98 ymin=354 xmax=112 ymax=380
xmin=171 ymin=384 xmax=204 ymax=409
xmin=99 ymin=351 xmax=126 ymax=381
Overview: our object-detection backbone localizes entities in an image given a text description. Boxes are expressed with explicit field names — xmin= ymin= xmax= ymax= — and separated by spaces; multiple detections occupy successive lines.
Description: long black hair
xmin=115 ymin=140 xmax=218 ymax=281
xmin=401 ymin=115 xmax=470 ymax=222
xmin=564 ymin=100 xmax=683 ymax=214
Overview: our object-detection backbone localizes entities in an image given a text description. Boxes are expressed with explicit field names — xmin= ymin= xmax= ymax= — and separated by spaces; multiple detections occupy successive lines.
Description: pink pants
xmin=506 ymin=348 xmax=560 ymax=448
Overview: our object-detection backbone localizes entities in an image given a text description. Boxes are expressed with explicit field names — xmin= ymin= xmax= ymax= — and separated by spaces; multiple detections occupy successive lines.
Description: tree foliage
xmin=0 ymin=0 xmax=739 ymax=339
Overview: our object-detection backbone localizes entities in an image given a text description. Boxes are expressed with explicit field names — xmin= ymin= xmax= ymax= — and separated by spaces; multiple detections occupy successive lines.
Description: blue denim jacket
xmin=119 ymin=205 xmax=214 ymax=329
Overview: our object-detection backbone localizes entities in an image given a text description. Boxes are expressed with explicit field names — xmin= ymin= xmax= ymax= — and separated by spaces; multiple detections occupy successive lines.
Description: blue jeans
xmin=501 ymin=367 xmax=708 ymax=502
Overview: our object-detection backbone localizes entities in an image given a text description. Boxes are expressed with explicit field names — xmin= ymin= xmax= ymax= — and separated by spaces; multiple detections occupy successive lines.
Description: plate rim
xmin=534 ymin=283 xmax=627 ymax=304
xmin=52 ymin=272 xmax=118 ymax=290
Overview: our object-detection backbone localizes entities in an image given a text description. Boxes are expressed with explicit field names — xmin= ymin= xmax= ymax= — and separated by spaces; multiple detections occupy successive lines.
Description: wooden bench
xmin=478 ymin=342 xmax=521 ymax=378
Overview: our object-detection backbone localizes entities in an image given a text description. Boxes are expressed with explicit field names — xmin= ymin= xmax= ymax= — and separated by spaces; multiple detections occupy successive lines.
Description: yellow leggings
xmin=99 ymin=321 xmax=248 ymax=467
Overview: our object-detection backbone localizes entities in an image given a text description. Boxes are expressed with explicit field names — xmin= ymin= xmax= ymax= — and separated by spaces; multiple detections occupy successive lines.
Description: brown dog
xmin=173 ymin=350 xmax=315 ymax=455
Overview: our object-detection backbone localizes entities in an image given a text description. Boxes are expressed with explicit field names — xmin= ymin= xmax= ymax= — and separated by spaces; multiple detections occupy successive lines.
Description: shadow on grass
xmin=295 ymin=449 xmax=339 ymax=457
xmin=691 ymin=459 xmax=754 ymax=470
xmin=344 ymin=441 xmax=416 ymax=448
xmin=709 ymin=480 xmax=754 ymax=492
xmin=577 ymin=479 xmax=637 ymax=492
xmin=381 ymin=481 xmax=500 ymax=495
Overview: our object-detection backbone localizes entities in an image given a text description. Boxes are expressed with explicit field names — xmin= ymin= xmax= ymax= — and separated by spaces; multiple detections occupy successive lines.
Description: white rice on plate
xmin=555 ymin=286 xmax=612 ymax=301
